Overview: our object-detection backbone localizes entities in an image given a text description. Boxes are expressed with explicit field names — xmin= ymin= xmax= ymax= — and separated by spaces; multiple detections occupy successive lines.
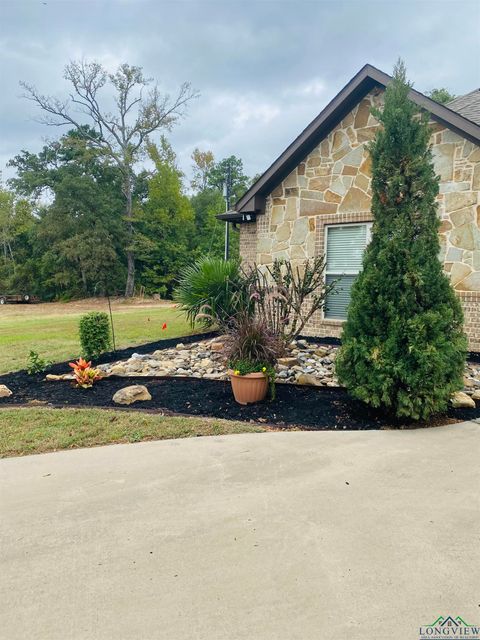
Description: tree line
xmin=0 ymin=60 xmax=253 ymax=300
xmin=1 ymin=59 xmax=455 ymax=301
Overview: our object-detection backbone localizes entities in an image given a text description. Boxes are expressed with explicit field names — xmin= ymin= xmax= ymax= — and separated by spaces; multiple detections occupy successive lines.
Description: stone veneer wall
xmin=241 ymin=88 xmax=480 ymax=350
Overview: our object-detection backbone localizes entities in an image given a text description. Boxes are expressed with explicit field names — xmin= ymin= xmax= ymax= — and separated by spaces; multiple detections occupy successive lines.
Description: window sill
xmin=321 ymin=318 xmax=345 ymax=325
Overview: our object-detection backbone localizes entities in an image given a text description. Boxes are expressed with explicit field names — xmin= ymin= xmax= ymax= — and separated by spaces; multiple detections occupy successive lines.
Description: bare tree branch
xmin=20 ymin=59 xmax=199 ymax=296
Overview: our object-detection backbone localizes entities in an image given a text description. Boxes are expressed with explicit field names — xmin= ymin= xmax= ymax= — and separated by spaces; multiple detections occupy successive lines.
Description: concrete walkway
xmin=1 ymin=422 xmax=479 ymax=640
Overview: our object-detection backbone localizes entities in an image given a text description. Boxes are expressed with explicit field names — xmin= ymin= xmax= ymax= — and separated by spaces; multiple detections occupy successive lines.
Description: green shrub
xmin=79 ymin=312 xmax=112 ymax=361
xmin=335 ymin=61 xmax=467 ymax=421
xmin=27 ymin=350 xmax=52 ymax=375
xmin=174 ymin=256 xmax=250 ymax=329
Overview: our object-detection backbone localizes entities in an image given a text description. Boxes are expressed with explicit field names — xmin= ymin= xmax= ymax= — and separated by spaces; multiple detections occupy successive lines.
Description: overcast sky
xmin=1 ymin=0 xmax=479 ymax=187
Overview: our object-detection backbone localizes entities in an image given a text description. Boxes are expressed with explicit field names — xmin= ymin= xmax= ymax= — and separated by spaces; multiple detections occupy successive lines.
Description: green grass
xmin=0 ymin=305 xmax=193 ymax=375
xmin=0 ymin=408 xmax=266 ymax=458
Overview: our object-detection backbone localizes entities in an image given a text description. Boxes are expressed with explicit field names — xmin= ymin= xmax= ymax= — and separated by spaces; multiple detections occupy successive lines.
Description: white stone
xmin=329 ymin=177 xmax=348 ymax=196
xmin=341 ymin=145 xmax=364 ymax=167
xmin=112 ymin=385 xmax=152 ymax=405
xmin=290 ymin=245 xmax=307 ymax=259
xmin=290 ymin=218 xmax=309 ymax=245
xmin=439 ymin=181 xmax=470 ymax=193
xmin=446 ymin=247 xmax=464 ymax=262
xmin=332 ymin=161 xmax=343 ymax=175
xmin=0 ymin=384 xmax=13 ymax=398
xmin=257 ymin=236 xmax=273 ymax=253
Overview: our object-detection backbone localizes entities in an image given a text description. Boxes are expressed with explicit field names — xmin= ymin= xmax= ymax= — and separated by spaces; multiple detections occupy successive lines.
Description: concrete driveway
xmin=1 ymin=422 xmax=479 ymax=640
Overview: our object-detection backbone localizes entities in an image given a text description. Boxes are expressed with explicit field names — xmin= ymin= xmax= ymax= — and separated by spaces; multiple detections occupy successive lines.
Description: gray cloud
xmin=1 ymin=0 xmax=479 ymax=185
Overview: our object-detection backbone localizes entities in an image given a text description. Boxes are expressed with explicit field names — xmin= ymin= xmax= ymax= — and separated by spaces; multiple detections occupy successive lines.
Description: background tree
xmin=336 ymin=61 xmax=467 ymax=421
xmin=206 ymin=155 xmax=250 ymax=202
xmin=0 ymin=187 xmax=35 ymax=292
xmin=190 ymin=187 xmax=232 ymax=257
xmin=190 ymin=148 xmax=215 ymax=191
xmin=135 ymin=139 xmax=195 ymax=297
xmin=9 ymin=128 xmax=126 ymax=298
xmin=21 ymin=60 xmax=197 ymax=296
xmin=189 ymin=152 xmax=249 ymax=259
xmin=426 ymin=88 xmax=456 ymax=104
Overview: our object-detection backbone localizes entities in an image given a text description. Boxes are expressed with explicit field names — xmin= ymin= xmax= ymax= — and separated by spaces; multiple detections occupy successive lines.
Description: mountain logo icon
xmin=419 ymin=615 xmax=480 ymax=639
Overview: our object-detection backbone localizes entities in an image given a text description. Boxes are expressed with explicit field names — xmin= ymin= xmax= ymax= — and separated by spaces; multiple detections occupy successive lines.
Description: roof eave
xmin=234 ymin=64 xmax=480 ymax=215
xmin=216 ymin=210 xmax=257 ymax=223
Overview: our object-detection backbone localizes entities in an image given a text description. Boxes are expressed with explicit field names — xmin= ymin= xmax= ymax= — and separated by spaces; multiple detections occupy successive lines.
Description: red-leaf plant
xmin=69 ymin=358 xmax=102 ymax=389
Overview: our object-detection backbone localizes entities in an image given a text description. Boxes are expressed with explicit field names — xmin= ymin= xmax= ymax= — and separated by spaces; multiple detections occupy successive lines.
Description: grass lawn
xmin=0 ymin=408 xmax=266 ymax=457
xmin=0 ymin=299 xmax=193 ymax=374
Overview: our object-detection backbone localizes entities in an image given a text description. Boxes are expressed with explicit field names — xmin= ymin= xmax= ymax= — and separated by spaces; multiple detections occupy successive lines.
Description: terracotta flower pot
xmin=228 ymin=370 xmax=269 ymax=405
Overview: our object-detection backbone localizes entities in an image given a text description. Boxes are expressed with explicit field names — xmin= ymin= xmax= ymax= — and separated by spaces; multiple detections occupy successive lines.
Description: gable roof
xmin=448 ymin=89 xmax=480 ymax=125
xmin=224 ymin=64 xmax=480 ymax=219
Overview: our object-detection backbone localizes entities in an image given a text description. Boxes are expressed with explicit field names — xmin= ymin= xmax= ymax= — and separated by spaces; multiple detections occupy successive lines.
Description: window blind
xmin=325 ymin=274 xmax=357 ymax=320
xmin=326 ymin=224 xmax=367 ymax=272
xmin=325 ymin=224 xmax=369 ymax=320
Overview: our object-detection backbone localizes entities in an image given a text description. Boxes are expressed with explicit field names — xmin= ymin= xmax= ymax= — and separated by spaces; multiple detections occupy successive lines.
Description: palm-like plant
xmin=174 ymin=256 xmax=251 ymax=329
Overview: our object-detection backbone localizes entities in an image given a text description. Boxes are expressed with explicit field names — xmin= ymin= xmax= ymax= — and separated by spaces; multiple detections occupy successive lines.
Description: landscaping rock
xmin=46 ymin=374 xmax=74 ymax=381
xmin=97 ymin=336 xmax=476 ymax=395
xmin=471 ymin=389 xmax=480 ymax=401
xmin=451 ymin=391 xmax=476 ymax=409
xmin=296 ymin=373 xmax=323 ymax=387
xmin=0 ymin=384 xmax=13 ymax=398
xmin=109 ymin=365 xmax=127 ymax=376
xmin=278 ymin=357 xmax=299 ymax=366
xmin=112 ymin=385 xmax=152 ymax=405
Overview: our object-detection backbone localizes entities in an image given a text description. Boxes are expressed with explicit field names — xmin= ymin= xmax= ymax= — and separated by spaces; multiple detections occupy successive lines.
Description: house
xmin=218 ymin=64 xmax=480 ymax=351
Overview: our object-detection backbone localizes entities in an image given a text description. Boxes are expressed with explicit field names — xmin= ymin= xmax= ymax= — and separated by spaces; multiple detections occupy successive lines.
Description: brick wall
xmin=239 ymin=221 xmax=257 ymax=267
xmin=459 ymin=292 xmax=480 ymax=352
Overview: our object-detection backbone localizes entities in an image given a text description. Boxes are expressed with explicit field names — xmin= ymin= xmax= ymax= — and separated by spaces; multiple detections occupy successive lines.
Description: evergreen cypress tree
xmin=335 ymin=61 xmax=467 ymax=421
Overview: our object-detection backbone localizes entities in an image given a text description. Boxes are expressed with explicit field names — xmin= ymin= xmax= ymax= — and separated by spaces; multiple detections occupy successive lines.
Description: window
xmin=324 ymin=222 xmax=372 ymax=320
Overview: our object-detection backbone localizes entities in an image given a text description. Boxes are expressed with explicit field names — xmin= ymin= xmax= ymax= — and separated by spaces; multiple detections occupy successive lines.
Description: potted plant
xmin=229 ymin=361 xmax=275 ymax=405
xmin=226 ymin=313 xmax=282 ymax=405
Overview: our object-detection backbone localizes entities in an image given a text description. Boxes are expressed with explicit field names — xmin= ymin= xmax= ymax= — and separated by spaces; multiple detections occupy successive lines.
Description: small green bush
xmin=79 ymin=312 xmax=112 ymax=361
xmin=27 ymin=350 xmax=52 ymax=375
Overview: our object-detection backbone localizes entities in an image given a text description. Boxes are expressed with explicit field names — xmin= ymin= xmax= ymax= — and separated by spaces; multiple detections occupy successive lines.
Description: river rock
xmin=451 ymin=391 xmax=476 ymax=409
xmin=97 ymin=336 xmax=479 ymax=395
xmin=295 ymin=373 xmax=323 ymax=387
xmin=471 ymin=389 xmax=480 ymax=401
xmin=0 ymin=384 xmax=13 ymax=398
xmin=110 ymin=364 xmax=127 ymax=376
xmin=112 ymin=385 xmax=152 ymax=405
xmin=278 ymin=357 xmax=299 ymax=367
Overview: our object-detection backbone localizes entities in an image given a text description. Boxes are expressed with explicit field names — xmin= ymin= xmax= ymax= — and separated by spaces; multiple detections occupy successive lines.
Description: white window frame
xmin=324 ymin=222 xmax=373 ymax=320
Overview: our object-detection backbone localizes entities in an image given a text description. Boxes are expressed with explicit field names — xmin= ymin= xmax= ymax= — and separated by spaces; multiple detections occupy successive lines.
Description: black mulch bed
xmin=1 ymin=331 xmax=479 ymax=430
xmin=1 ymin=372 xmax=479 ymax=430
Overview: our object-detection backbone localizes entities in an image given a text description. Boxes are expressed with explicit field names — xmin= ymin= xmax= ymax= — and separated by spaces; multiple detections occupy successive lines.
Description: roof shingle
xmin=448 ymin=89 xmax=480 ymax=125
